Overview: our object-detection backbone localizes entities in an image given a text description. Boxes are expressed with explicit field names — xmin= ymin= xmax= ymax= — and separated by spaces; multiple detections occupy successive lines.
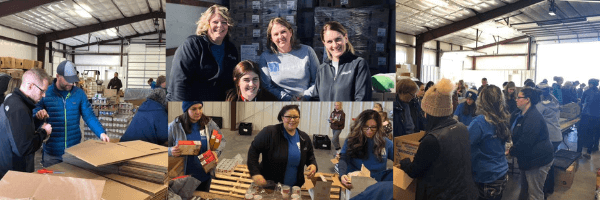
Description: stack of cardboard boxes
xmin=313 ymin=5 xmax=389 ymax=72
xmin=0 ymin=57 xmax=43 ymax=78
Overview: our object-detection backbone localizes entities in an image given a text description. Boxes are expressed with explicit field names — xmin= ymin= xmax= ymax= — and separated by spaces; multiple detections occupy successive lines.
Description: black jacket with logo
xmin=0 ymin=89 xmax=48 ymax=179
xmin=167 ymin=35 xmax=239 ymax=101
xmin=509 ymin=106 xmax=554 ymax=170
xmin=247 ymin=123 xmax=318 ymax=187
xmin=314 ymin=52 xmax=371 ymax=101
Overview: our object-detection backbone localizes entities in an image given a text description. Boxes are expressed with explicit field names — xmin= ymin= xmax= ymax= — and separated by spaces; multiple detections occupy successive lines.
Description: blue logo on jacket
xmin=267 ymin=62 xmax=279 ymax=73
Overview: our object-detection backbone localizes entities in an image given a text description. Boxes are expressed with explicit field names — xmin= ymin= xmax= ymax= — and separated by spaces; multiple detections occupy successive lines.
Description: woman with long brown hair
xmin=168 ymin=101 xmax=226 ymax=191
xmin=504 ymin=81 xmax=518 ymax=114
xmin=314 ymin=21 xmax=372 ymax=101
xmin=225 ymin=60 xmax=277 ymax=101
xmin=468 ymin=85 xmax=511 ymax=200
xmin=339 ymin=110 xmax=393 ymax=188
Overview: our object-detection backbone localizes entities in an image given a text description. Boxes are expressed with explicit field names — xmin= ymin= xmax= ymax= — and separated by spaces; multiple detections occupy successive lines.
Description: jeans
xmin=331 ymin=129 xmax=342 ymax=150
xmin=196 ymin=177 xmax=212 ymax=192
xmin=476 ymin=173 xmax=508 ymax=200
xmin=41 ymin=151 xmax=63 ymax=168
xmin=519 ymin=160 xmax=553 ymax=200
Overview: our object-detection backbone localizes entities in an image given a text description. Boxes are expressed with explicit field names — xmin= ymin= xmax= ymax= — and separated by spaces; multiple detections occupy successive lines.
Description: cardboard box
xmin=47 ymin=163 xmax=151 ymax=200
xmin=35 ymin=61 xmax=43 ymax=69
xmin=4 ymin=69 xmax=24 ymax=78
xmin=178 ymin=140 xmax=202 ymax=155
xmin=393 ymin=131 xmax=425 ymax=200
xmin=209 ymin=129 xmax=222 ymax=151
xmin=1 ymin=57 xmax=15 ymax=69
xmin=199 ymin=150 xmax=218 ymax=172
xmin=309 ymin=174 xmax=334 ymax=200
xmin=65 ymin=140 xmax=168 ymax=167
xmin=13 ymin=58 xmax=24 ymax=69
xmin=555 ymin=161 xmax=578 ymax=188
xmin=22 ymin=59 xmax=35 ymax=69
xmin=104 ymin=89 xmax=118 ymax=97
xmin=0 ymin=170 xmax=106 ymax=200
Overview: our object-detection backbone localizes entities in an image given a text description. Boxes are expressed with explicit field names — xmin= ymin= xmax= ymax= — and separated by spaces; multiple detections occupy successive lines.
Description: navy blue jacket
xmin=314 ymin=52 xmax=372 ymax=101
xmin=0 ymin=90 xmax=47 ymax=179
xmin=167 ymin=35 xmax=239 ymax=101
xmin=120 ymin=99 xmax=168 ymax=145
xmin=34 ymin=81 xmax=105 ymax=156
xmin=509 ymin=107 xmax=554 ymax=170
xmin=581 ymin=86 xmax=600 ymax=117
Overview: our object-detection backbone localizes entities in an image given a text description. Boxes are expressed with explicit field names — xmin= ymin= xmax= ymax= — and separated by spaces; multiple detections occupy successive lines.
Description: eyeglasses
xmin=283 ymin=116 xmax=300 ymax=120
xmin=516 ymin=96 xmax=527 ymax=100
xmin=29 ymin=83 xmax=46 ymax=94
xmin=362 ymin=126 xmax=378 ymax=131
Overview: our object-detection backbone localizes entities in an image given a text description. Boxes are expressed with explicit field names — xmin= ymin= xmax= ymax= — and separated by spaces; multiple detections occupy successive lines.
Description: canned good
xmin=292 ymin=186 xmax=301 ymax=195
xmin=245 ymin=194 xmax=254 ymax=200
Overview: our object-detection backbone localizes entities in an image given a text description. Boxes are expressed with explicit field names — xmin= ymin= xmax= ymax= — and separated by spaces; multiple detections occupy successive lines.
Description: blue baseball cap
xmin=57 ymin=60 xmax=79 ymax=83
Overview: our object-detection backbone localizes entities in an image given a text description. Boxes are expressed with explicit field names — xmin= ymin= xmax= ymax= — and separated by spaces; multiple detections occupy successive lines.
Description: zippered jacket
xmin=34 ymin=80 xmax=105 ymax=156
xmin=0 ymin=90 xmax=48 ymax=179
xmin=314 ymin=52 xmax=371 ymax=101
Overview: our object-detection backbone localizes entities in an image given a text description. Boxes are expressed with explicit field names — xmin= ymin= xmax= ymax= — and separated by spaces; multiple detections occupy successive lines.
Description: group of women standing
xmin=397 ymin=78 xmax=555 ymax=200
xmin=167 ymin=5 xmax=372 ymax=102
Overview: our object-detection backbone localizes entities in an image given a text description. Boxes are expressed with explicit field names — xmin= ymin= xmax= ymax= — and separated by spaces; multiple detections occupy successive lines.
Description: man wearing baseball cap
xmin=33 ymin=60 xmax=108 ymax=168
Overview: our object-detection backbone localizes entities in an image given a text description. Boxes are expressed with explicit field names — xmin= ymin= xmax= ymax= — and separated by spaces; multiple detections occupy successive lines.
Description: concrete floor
xmin=502 ymin=127 xmax=598 ymax=200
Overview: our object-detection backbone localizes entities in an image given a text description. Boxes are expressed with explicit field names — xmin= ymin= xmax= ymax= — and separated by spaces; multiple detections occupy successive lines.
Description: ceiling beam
xmin=416 ymin=0 xmax=544 ymax=43
xmin=0 ymin=0 xmax=61 ymax=18
xmin=166 ymin=0 xmax=220 ymax=7
xmin=41 ymin=11 xmax=166 ymax=42
xmin=473 ymin=35 xmax=528 ymax=50
xmin=72 ymin=31 xmax=165 ymax=48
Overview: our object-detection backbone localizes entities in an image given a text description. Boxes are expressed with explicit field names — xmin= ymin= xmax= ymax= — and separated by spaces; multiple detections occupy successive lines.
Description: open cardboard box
xmin=343 ymin=165 xmax=378 ymax=200
xmin=393 ymin=131 xmax=426 ymax=200
xmin=0 ymin=170 xmax=105 ymax=200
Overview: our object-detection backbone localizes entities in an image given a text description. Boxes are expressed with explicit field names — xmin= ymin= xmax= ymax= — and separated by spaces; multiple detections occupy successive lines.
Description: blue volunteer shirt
xmin=340 ymin=137 xmax=394 ymax=177
xmin=211 ymin=43 xmax=225 ymax=71
xmin=468 ymin=115 xmax=508 ymax=183
xmin=283 ymin=129 xmax=301 ymax=186
xmin=454 ymin=102 xmax=475 ymax=126
xmin=185 ymin=123 xmax=210 ymax=182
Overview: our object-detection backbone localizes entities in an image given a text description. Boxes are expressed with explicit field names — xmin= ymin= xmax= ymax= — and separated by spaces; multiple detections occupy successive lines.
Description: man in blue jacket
xmin=34 ymin=60 xmax=109 ymax=168
xmin=0 ymin=68 xmax=52 ymax=179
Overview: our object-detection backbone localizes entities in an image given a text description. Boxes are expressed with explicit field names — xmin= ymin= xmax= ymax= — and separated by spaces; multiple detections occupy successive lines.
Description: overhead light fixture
xmin=106 ymin=28 xmax=117 ymax=37
xmin=549 ymin=0 xmax=557 ymax=16
xmin=588 ymin=16 xmax=600 ymax=22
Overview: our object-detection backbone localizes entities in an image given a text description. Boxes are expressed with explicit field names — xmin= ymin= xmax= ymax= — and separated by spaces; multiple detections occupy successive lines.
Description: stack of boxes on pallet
xmin=83 ymin=77 xmax=103 ymax=99
xmin=0 ymin=57 xmax=43 ymax=78
xmin=313 ymin=3 xmax=389 ymax=73
xmin=230 ymin=0 xmax=298 ymax=62
xmin=216 ymin=154 xmax=244 ymax=174
xmin=84 ymin=89 xmax=135 ymax=142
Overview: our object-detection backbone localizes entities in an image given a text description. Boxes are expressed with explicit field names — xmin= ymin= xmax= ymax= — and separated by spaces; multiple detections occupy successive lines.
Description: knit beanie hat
xmin=465 ymin=89 xmax=478 ymax=101
xmin=421 ymin=78 xmax=455 ymax=117
xmin=182 ymin=101 xmax=203 ymax=113
xmin=538 ymin=82 xmax=551 ymax=96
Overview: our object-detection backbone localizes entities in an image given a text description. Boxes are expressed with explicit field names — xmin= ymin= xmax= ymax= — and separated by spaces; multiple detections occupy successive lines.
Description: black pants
xmin=577 ymin=115 xmax=600 ymax=153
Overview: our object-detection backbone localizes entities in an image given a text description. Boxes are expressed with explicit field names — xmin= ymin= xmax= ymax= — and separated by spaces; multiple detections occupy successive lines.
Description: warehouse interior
xmin=168 ymin=101 xmax=394 ymax=198
xmin=0 ymin=0 xmax=168 ymax=168
xmin=396 ymin=0 xmax=600 ymax=199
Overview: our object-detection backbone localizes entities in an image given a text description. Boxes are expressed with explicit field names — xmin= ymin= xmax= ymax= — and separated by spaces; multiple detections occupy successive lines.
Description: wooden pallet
xmin=210 ymin=165 xmax=343 ymax=199
xmin=210 ymin=165 xmax=253 ymax=198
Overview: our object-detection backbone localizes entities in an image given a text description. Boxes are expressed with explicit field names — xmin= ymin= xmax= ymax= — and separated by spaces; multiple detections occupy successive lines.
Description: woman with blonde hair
xmin=3 ymin=78 xmax=21 ymax=97
xmin=168 ymin=5 xmax=239 ymax=101
xmin=259 ymin=17 xmax=319 ymax=101
xmin=313 ymin=21 xmax=371 ymax=101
